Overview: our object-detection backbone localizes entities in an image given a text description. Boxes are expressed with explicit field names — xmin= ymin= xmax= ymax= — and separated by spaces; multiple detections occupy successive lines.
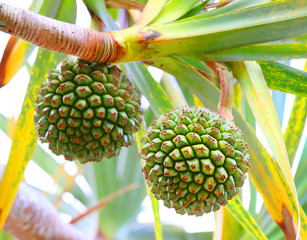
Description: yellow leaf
xmin=0 ymin=37 xmax=34 ymax=87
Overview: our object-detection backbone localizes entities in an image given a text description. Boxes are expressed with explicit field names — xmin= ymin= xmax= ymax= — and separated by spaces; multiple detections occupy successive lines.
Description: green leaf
xmin=258 ymin=61 xmax=307 ymax=97
xmin=178 ymin=56 xmax=213 ymax=75
xmin=160 ymin=73 xmax=187 ymax=107
xmin=0 ymin=113 xmax=9 ymax=134
xmin=134 ymin=0 xmax=168 ymax=26
xmin=119 ymin=0 xmax=307 ymax=62
xmin=233 ymin=85 xmax=257 ymax=218
xmin=227 ymin=196 xmax=268 ymax=240
xmin=284 ymin=96 xmax=307 ymax=165
xmin=230 ymin=61 xmax=296 ymax=196
xmin=177 ymin=0 xmax=209 ymax=20
xmin=177 ymin=80 xmax=195 ymax=106
xmin=249 ymin=180 xmax=257 ymax=218
xmin=135 ymin=125 xmax=162 ymax=240
xmin=214 ymin=207 xmax=242 ymax=240
xmin=233 ymin=84 xmax=243 ymax=115
xmin=179 ymin=0 xmax=272 ymax=22
xmin=0 ymin=49 xmax=64 ymax=229
xmin=125 ymin=62 xmax=175 ymax=116
xmin=0 ymin=230 xmax=14 ymax=240
xmin=150 ymin=0 xmax=200 ymax=25
xmin=191 ymin=36 xmax=307 ymax=61
xmin=295 ymin=136 xmax=307 ymax=200
xmin=230 ymin=62 xmax=305 ymax=238
xmin=146 ymin=57 xmax=220 ymax=108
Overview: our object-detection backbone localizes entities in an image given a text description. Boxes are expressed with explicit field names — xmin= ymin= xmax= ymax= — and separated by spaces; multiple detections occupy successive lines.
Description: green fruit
xmin=34 ymin=56 xmax=142 ymax=163
xmin=140 ymin=106 xmax=250 ymax=215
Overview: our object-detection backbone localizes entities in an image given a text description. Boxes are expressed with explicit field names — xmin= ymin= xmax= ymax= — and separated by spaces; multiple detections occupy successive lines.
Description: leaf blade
xmin=191 ymin=36 xmax=307 ymax=61
xmin=0 ymin=49 xmax=63 ymax=229
xmin=284 ymin=96 xmax=307 ymax=165
xmin=258 ymin=61 xmax=307 ymax=97
xmin=125 ymin=62 xmax=175 ymax=116
xmin=230 ymin=61 xmax=295 ymax=195
xmin=119 ymin=0 xmax=307 ymax=62
xmin=227 ymin=196 xmax=268 ymax=240
xmin=150 ymin=0 xmax=200 ymax=25
xmin=135 ymin=125 xmax=162 ymax=240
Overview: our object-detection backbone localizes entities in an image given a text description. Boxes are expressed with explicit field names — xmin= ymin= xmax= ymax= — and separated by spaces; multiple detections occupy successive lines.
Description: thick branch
xmin=0 ymin=168 xmax=86 ymax=240
xmin=0 ymin=3 xmax=116 ymax=63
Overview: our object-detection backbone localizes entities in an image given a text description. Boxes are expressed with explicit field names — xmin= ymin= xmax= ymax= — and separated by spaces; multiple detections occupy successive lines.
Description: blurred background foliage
xmin=0 ymin=0 xmax=306 ymax=239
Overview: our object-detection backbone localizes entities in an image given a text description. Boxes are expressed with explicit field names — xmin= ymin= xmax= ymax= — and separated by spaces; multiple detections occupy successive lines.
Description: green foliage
xmin=0 ymin=0 xmax=307 ymax=239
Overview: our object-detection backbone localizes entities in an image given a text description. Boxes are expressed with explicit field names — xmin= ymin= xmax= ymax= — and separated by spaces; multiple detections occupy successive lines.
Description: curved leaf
xmin=0 ymin=37 xmax=34 ymax=88
xmin=258 ymin=61 xmax=307 ymax=97
xmin=231 ymin=61 xmax=303 ymax=239
xmin=0 ymin=0 xmax=64 ymax=88
xmin=230 ymin=61 xmax=296 ymax=195
xmin=150 ymin=0 xmax=200 ymax=25
xmin=134 ymin=0 xmax=168 ymax=26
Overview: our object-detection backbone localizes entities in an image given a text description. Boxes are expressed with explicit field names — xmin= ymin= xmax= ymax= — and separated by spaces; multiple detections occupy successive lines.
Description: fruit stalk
xmin=217 ymin=64 xmax=234 ymax=121
xmin=0 ymin=3 xmax=117 ymax=63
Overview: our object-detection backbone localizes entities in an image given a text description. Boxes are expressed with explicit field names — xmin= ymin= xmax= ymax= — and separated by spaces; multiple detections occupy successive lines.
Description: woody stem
xmin=0 ymin=3 xmax=117 ymax=63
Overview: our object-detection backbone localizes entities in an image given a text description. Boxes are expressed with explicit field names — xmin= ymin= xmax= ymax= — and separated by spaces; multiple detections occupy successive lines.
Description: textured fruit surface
xmin=140 ymin=106 xmax=250 ymax=215
xmin=34 ymin=57 xmax=142 ymax=163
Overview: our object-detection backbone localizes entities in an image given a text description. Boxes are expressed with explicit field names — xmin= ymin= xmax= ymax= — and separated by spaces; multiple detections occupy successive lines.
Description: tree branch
xmin=0 ymin=3 xmax=117 ymax=63
xmin=0 ymin=167 xmax=86 ymax=240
